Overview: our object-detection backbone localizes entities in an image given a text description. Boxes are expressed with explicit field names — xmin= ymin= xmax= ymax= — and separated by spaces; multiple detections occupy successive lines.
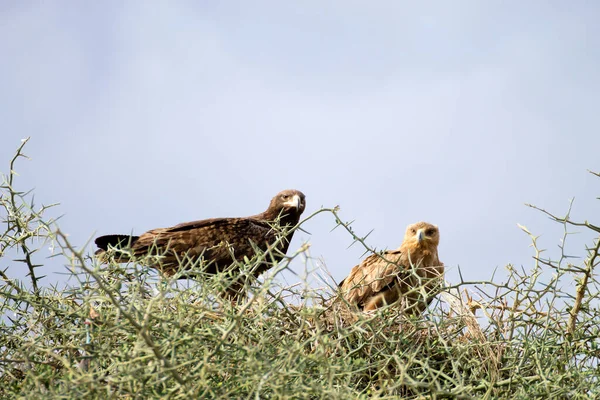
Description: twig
xmin=569 ymin=237 xmax=600 ymax=336
xmin=3 ymin=138 xmax=41 ymax=292
xmin=55 ymin=230 xmax=187 ymax=387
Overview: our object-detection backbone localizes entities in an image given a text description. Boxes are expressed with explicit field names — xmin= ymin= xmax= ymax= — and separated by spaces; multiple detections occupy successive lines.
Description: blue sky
xmin=1 ymin=2 xmax=599 ymax=292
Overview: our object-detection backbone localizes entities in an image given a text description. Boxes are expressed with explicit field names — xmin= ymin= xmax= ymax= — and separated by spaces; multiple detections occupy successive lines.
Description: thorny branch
xmin=526 ymin=170 xmax=600 ymax=337
xmin=55 ymin=230 xmax=188 ymax=387
xmin=1 ymin=137 xmax=57 ymax=292
xmin=2 ymin=139 xmax=600 ymax=398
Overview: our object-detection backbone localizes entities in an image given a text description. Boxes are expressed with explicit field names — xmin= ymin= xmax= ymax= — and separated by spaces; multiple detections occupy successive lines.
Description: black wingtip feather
xmin=95 ymin=234 xmax=140 ymax=250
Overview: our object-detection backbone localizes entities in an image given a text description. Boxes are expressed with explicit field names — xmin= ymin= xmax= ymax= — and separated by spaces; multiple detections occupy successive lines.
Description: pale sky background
xmin=1 ymin=2 xmax=599 ymax=293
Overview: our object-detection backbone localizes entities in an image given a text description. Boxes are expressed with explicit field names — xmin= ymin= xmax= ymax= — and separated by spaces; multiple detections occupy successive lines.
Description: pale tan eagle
xmin=339 ymin=221 xmax=444 ymax=314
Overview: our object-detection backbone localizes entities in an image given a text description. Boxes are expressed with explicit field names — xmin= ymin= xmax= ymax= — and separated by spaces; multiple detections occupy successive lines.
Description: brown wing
xmin=131 ymin=217 xmax=282 ymax=275
xmin=339 ymin=249 xmax=405 ymax=306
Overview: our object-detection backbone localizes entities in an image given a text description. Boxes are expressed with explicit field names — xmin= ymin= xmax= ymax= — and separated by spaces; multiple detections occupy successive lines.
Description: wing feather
xmin=130 ymin=217 xmax=281 ymax=274
xmin=165 ymin=217 xmax=266 ymax=232
xmin=340 ymin=249 xmax=404 ymax=306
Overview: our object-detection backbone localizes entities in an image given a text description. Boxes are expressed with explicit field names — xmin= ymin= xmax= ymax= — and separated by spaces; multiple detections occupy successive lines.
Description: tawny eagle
xmin=339 ymin=221 xmax=444 ymax=314
xmin=95 ymin=189 xmax=306 ymax=300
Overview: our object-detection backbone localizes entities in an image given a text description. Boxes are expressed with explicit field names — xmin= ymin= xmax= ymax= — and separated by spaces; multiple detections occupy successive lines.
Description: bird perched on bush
xmin=95 ymin=189 xmax=306 ymax=300
xmin=338 ymin=221 xmax=444 ymax=314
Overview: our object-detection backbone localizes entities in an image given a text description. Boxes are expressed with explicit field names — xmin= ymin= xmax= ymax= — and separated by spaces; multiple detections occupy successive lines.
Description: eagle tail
xmin=95 ymin=234 xmax=140 ymax=253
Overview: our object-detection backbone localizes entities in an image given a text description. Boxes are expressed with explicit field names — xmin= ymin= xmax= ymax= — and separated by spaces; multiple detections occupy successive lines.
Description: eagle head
xmin=277 ymin=189 xmax=306 ymax=213
xmin=263 ymin=189 xmax=306 ymax=223
xmin=404 ymin=221 xmax=440 ymax=248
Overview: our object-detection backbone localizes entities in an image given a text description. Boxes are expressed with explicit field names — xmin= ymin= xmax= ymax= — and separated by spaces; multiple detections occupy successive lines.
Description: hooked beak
xmin=417 ymin=229 xmax=425 ymax=243
xmin=284 ymin=194 xmax=301 ymax=210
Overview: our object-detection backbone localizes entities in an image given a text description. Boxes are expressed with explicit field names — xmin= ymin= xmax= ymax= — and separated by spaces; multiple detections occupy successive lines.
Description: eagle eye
xmin=411 ymin=228 xmax=416 ymax=234
xmin=426 ymin=228 xmax=436 ymax=236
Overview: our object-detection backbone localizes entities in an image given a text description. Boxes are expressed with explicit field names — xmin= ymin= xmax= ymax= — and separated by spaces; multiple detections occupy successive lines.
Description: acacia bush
xmin=1 ymin=139 xmax=599 ymax=399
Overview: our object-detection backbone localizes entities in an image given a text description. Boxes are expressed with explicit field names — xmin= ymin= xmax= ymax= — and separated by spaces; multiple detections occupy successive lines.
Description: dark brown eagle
xmin=338 ymin=221 xmax=444 ymax=314
xmin=95 ymin=189 xmax=306 ymax=300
